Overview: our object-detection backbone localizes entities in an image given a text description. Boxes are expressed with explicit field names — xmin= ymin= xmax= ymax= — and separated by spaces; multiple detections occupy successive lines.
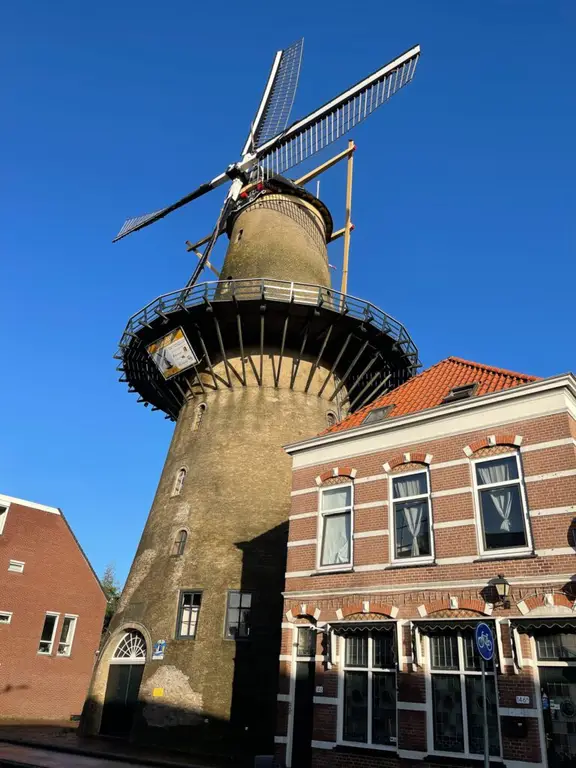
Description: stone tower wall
xmin=84 ymin=191 xmax=344 ymax=757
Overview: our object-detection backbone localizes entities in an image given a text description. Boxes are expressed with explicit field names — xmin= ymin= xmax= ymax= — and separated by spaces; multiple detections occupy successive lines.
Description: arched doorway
xmin=100 ymin=630 xmax=146 ymax=738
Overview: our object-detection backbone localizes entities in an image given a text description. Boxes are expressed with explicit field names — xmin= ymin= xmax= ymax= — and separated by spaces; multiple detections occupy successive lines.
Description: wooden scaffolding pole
xmin=340 ymin=139 xmax=355 ymax=296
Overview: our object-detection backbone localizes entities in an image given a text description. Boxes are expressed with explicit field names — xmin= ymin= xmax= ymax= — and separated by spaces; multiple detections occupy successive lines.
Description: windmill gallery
xmin=79 ymin=39 xmax=576 ymax=768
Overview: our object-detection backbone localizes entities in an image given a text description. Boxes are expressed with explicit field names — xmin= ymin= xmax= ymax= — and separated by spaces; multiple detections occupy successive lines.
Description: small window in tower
xmin=442 ymin=383 xmax=478 ymax=404
xmin=326 ymin=411 xmax=338 ymax=427
xmin=177 ymin=592 xmax=202 ymax=639
xmin=225 ymin=591 xmax=252 ymax=640
xmin=172 ymin=468 xmax=187 ymax=497
xmin=236 ymin=229 xmax=243 ymax=243
xmin=363 ymin=405 xmax=394 ymax=425
xmin=172 ymin=529 xmax=188 ymax=557
xmin=192 ymin=403 xmax=207 ymax=431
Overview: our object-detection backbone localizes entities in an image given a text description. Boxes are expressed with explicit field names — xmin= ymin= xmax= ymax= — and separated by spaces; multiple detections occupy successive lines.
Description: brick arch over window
xmin=315 ymin=467 xmax=357 ymax=486
xmin=286 ymin=603 xmax=322 ymax=622
xmin=463 ymin=434 xmax=523 ymax=457
xmin=516 ymin=591 xmax=576 ymax=615
xmin=383 ymin=453 xmax=433 ymax=472
xmin=417 ymin=598 xmax=493 ymax=617
xmin=317 ymin=601 xmax=399 ymax=622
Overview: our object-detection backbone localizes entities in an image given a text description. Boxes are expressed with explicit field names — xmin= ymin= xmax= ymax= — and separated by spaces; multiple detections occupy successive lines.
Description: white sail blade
xmin=242 ymin=39 xmax=304 ymax=158
xmin=255 ymin=44 xmax=420 ymax=177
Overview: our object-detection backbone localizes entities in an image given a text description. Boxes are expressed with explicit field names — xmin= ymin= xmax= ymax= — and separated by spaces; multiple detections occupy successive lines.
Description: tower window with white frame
xmin=172 ymin=468 xmax=187 ymax=497
xmin=474 ymin=453 xmax=530 ymax=554
xmin=428 ymin=629 xmax=500 ymax=757
xmin=390 ymin=470 xmax=433 ymax=562
xmin=318 ymin=485 xmax=352 ymax=569
xmin=342 ymin=631 xmax=396 ymax=747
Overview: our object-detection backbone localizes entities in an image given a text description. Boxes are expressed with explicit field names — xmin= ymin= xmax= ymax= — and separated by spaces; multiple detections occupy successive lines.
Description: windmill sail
xmin=242 ymin=39 xmax=304 ymax=157
xmin=255 ymin=44 xmax=419 ymax=177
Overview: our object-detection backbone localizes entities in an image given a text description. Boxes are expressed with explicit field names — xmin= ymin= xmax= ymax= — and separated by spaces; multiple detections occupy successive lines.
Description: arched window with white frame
xmin=172 ymin=467 xmax=187 ymax=497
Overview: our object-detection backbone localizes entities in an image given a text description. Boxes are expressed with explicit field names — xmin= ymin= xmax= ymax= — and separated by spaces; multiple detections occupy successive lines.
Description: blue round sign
xmin=475 ymin=622 xmax=494 ymax=661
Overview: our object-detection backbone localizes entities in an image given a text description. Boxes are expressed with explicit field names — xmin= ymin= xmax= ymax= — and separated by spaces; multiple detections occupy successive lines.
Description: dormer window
xmin=362 ymin=405 xmax=394 ymax=425
xmin=442 ymin=383 xmax=478 ymax=404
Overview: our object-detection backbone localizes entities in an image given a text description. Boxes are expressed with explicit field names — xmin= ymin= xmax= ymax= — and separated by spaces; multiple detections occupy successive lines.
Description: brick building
xmin=0 ymin=493 xmax=106 ymax=721
xmin=276 ymin=357 xmax=576 ymax=768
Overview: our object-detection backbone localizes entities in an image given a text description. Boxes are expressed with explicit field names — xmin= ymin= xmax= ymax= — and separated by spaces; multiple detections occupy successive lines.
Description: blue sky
xmin=1 ymin=1 xmax=574 ymax=584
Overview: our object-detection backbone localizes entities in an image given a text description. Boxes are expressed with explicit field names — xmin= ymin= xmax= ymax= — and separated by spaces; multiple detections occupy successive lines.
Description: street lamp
xmin=492 ymin=574 xmax=511 ymax=609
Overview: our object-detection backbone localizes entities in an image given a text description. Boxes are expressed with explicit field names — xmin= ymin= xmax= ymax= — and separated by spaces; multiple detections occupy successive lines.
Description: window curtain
xmin=393 ymin=474 xmax=426 ymax=498
xmin=402 ymin=504 xmax=423 ymax=556
xmin=322 ymin=513 xmax=351 ymax=564
xmin=477 ymin=461 xmax=515 ymax=532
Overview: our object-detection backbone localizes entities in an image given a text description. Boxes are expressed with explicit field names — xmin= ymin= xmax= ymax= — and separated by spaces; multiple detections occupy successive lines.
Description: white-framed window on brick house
xmin=426 ymin=630 xmax=500 ymax=758
xmin=390 ymin=469 xmax=433 ymax=564
xmin=472 ymin=452 xmax=531 ymax=556
xmin=38 ymin=613 xmax=59 ymax=654
xmin=8 ymin=560 xmax=24 ymax=573
xmin=0 ymin=504 xmax=8 ymax=535
xmin=57 ymin=615 xmax=77 ymax=656
xmin=0 ymin=612 xmax=12 ymax=624
xmin=317 ymin=484 xmax=353 ymax=570
xmin=340 ymin=631 xmax=397 ymax=748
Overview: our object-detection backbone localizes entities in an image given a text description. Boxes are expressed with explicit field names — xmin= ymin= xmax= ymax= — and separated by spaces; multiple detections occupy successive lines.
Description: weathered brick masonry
xmin=277 ymin=360 xmax=576 ymax=768
xmin=0 ymin=494 xmax=106 ymax=721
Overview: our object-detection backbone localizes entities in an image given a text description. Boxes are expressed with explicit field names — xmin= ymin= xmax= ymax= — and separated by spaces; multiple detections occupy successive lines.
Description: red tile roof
xmin=325 ymin=357 xmax=539 ymax=434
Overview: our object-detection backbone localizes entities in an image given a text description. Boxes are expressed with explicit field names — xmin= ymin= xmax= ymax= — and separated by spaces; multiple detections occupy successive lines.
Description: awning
xmin=329 ymin=620 xmax=395 ymax=636
xmin=512 ymin=617 xmax=576 ymax=634
xmin=413 ymin=619 xmax=495 ymax=634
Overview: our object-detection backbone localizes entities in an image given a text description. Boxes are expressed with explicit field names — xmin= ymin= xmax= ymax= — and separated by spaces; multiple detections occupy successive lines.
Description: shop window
xmin=536 ymin=633 xmax=576 ymax=661
xmin=342 ymin=631 xmax=396 ymax=747
xmin=429 ymin=630 xmax=500 ymax=757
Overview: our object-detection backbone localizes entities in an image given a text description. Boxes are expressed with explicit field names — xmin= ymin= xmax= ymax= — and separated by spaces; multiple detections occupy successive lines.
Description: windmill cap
xmin=225 ymin=175 xmax=333 ymax=242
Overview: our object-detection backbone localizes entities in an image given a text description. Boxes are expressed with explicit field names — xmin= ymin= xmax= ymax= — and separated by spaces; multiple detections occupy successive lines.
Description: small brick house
xmin=0 ymin=493 xmax=106 ymax=721
xmin=276 ymin=357 xmax=576 ymax=768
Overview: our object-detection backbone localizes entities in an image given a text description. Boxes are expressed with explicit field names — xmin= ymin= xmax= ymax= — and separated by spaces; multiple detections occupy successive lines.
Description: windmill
xmin=84 ymin=40 xmax=423 ymax=755
xmin=113 ymin=39 xmax=420 ymax=287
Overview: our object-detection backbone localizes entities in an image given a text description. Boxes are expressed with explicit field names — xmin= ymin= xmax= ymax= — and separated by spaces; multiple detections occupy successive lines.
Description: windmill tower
xmin=83 ymin=40 xmax=421 ymax=758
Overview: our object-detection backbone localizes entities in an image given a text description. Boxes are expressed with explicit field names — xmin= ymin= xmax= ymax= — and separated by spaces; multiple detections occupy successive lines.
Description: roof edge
xmin=285 ymin=372 xmax=576 ymax=455
xmin=0 ymin=493 xmax=60 ymax=515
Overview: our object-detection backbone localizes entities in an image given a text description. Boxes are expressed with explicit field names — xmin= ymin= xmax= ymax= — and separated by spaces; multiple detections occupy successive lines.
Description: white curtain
xmin=393 ymin=474 xmax=426 ymax=499
xmin=322 ymin=513 xmax=351 ymax=564
xmin=322 ymin=487 xmax=351 ymax=511
xmin=487 ymin=488 xmax=513 ymax=531
xmin=402 ymin=504 xmax=424 ymax=556
xmin=478 ymin=460 xmax=515 ymax=532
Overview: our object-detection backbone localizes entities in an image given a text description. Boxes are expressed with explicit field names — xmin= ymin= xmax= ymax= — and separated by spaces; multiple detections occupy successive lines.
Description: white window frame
xmin=0 ymin=611 xmax=12 ymax=624
xmin=471 ymin=451 xmax=533 ymax=558
xmin=8 ymin=560 xmax=24 ymax=573
xmin=56 ymin=615 xmax=78 ymax=656
xmin=389 ymin=468 xmax=434 ymax=565
xmin=316 ymin=482 xmax=354 ymax=572
xmin=0 ymin=504 xmax=9 ymax=536
xmin=338 ymin=632 xmax=397 ymax=751
xmin=425 ymin=632 xmax=502 ymax=761
xmin=171 ymin=467 xmax=187 ymax=497
xmin=38 ymin=612 xmax=60 ymax=655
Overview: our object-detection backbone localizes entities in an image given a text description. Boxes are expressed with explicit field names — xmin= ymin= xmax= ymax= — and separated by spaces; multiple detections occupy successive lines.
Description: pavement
xmin=0 ymin=741 xmax=152 ymax=767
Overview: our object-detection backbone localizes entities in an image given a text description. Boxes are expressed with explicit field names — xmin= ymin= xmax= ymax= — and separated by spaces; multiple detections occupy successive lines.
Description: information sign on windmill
xmin=86 ymin=39 xmax=423 ymax=755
